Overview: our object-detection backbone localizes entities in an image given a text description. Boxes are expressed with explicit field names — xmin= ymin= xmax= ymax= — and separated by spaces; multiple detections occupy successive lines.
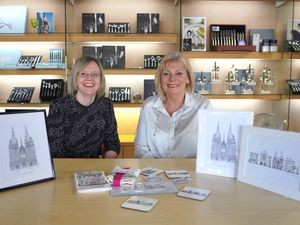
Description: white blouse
xmin=134 ymin=94 xmax=211 ymax=158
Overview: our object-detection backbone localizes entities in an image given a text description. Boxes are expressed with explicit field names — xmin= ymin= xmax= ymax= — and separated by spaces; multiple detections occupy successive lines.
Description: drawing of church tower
xmin=211 ymin=122 xmax=237 ymax=162
xmin=9 ymin=126 xmax=38 ymax=170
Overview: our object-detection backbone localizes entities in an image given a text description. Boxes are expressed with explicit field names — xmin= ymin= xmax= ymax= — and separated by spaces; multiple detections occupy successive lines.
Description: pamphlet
xmin=121 ymin=196 xmax=159 ymax=212
xmin=74 ymin=171 xmax=111 ymax=193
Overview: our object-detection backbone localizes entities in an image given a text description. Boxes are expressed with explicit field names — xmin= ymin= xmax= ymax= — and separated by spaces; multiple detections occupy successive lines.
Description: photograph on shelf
xmin=0 ymin=6 xmax=27 ymax=33
xmin=101 ymin=46 xmax=125 ymax=69
xmin=238 ymin=126 xmax=300 ymax=202
xmin=287 ymin=20 xmax=300 ymax=40
xmin=182 ymin=17 xmax=206 ymax=51
xmin=137 ymin=13 xmax=159 ymax=34
xmin=82 ymin=13 xmax=105 ymax=34
xmin=37 ymin=12 xmax=54 ymax=34
xmin=196 ymin=110 xmax=253 ymax=178
xmin=0 ymin=110 xmax=56 ymax=191
xmin=82 ymin=46 xmax=102 ymax=61
xmin=144 ymin=79 xmax=156 ymax=100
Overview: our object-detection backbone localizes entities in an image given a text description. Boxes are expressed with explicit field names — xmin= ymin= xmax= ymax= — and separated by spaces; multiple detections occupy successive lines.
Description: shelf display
xmin=137 ymin=13 xmax=159 ymax=34
xmin=144 ymin=55 xmax=163 ymax=69
xmin=101 ymin=46 xmax=125 ymax=69
xmin=182 ymin=17 xmax=206 ymax=51
xmin=144 ymin=79 xmax=156 ymax=100
xmin=0 ymin=6 xmax=27 ymax=34
xmin=39 ymin=79 xmax=64 ymax=101
xmin=109 ymin=87 xmax=131 ymax=102
xmin=286 ymin=80 xmax=300 ymax=94
xmin=107 ymin=22 xmax=130 ymax=34
xmin=17 ymin=55 xmax=42 ymax=68
xmin=7 ymin=87 xmax=35 ymax=103
xmin=82 ymin=13 xmax=105 ymax=33
xmin=37 ymin=12 xmax=54 ymax=34
xmin=194 ymin=72 xmax=211 ymax=94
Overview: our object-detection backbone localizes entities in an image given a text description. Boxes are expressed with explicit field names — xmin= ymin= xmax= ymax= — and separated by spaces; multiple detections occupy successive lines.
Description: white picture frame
xmin=182 ymin=17 xmax=206 ymax=51
xmin=0 ymin=110 xmax=55 ymax=191
xmin=196 ymin=110 xmax=253 ymax=178
xmin=237 ymin=126 xmax=300 ymax=201
xmin=0 ymin=6 xmax=27 ymax=34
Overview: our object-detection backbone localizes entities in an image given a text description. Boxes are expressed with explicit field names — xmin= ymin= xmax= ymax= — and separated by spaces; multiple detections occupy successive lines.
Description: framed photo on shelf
xmin=0 ymin=6 xmax=27 ymax=33
xmin=182 ymin=17 xmax=206 ymax=51
xmin=0 ymin=110 xmax=56 ymax=191
xmin=237 ymin=126 xmax=300 ymax=202
xmin=196 ymin=110 xmax=253 ymax=178
xmin=82 ymin=13 xmax=105 ymax=34
xmin=37 ymin=12 xmax=54 ymax=34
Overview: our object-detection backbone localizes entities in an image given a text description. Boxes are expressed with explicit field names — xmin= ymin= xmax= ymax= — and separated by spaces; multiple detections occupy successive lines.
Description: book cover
xmin=74 ymin=171 xmax=111 ymax=193
xmin=137 ymin=13 xmax=159 ymax=34
xmin=82 ymin=13 xmax=105 ymax=33
xmin=101 ymin=46 xmax=125 ymax=69
xmin=37 ymin=12 xmax=54 ymax=34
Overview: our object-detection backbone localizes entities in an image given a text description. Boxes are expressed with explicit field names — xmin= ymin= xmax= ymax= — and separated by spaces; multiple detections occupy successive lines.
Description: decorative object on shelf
xmin=225 ymin=64 xmax=240 ymax=94
xmin=39 ymin=79 xmax=64 ymax=101
xmin=249 ymin=29 xmax=274 ymax=52
xmin=144 ymin=79 xmax=156 ymax=100
xmin=196 ymin=109 xmax=253 ymax=178
xmin=261 ymin=39 xmax=278 ymax=52
xmin=286 ymin=40 xmax=300 ymax=52
xmin=211 ymin=61 xmax=221 ymax=83
xmin=101 ymin=46 xmax=125 ymax=69
xmin=238 ymin=126 xmax=300 ymax=202
xmin=0 ymin=110 xmax=56 ymax=191
xmin=241 ymin=64 xmax=256 ymax=94
xmin=286 ymin=80 xmax=300 ymax=94
xmin=30 ymin=18 xmax=39 ymax=33
xmin=133 ymin=93 xmax=142 ymax=104
xmin=107 ymin=22 xmax=130 ymax=34
xmin=109 ymin=87 xmax=131 ymax=102
xmin=259 ymin=65 xmax=273 ymax=94
xmin=182 ymin=17 xmax=206 ymax=51
xmin=82 ymin=13 xmax=105 ymax=34
xmin=82 ymin=46 xmax=102 ymax=60
xmin=210 ymin=24 xmax=255 ymax=51
xmin=49 ymin=49 xmax=63 ymax=63
xmin=7 ymin=87 xmax=35 ymax=103
xmin=137 ymin=13 xmax=159 ymax=34
xmin=0 ymin=6 xmax=27 ymax=33
xmin=17 ymin=55 xmax=42 ymax=69
xmin=144 ymin=55 xmax=163 ymax=69
xmin=287 ymin=20 xmax=300 ymax=40
xmin=194 ymin=72 xmax=211 ymax=94
xmin=37 ymin=12 xmax=54 ymax=34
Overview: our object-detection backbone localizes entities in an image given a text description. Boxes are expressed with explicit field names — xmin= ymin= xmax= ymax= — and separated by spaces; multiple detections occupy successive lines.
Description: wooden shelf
xmin=0 ymin=69 xmax=66 ymax=75
xmin=0 ymin=33 xmax=65 ymax=42
xmin=67 ymin=33 xmax=179 ymax=43
xmin=105 ymin=68 xmax=156 ymax=75
xmin=183 ymin=51 xmax=285 ymax=60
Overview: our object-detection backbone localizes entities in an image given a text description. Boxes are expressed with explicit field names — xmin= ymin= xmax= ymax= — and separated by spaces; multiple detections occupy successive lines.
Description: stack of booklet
xmin=74 ymin=171 xmax=111 ymax=193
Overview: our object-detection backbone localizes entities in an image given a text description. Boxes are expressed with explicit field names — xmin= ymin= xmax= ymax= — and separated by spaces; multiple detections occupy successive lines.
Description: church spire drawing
xmin=9 ymin=126 xmax=38 ymax=170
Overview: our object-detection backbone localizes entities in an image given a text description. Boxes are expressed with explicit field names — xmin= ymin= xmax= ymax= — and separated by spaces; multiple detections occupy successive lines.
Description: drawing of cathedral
xmin=210 ymin=122 xmax=236 ymax=162
xmin=9 ymin=126 xmax=38 ymax=170
xmin=248 ymin=150 xmax=299 ymax=175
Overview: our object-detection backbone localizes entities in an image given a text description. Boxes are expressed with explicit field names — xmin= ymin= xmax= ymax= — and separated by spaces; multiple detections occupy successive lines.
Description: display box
xmin=49 ymin=49 xmax=63 ymax=64
xmin=144 ymin=55 xmax=164 ymax=69
xmin=7 ymin=87 xmax=35 ymax=103
xmin=182 ymin=17 xmax=206 ymax=51
xmin=82 ymin=13 xmax=105 ymax=33
xmin=286 ymin=80 xmax=300 ymax=94
xmin=82 ymin=46 xmax=102 ymax=61
xmin=210 ymin=24 xmax=255 ymax=51
xmin=17 ymin=55 xmax=42 ymax=68
xmin=107 ymin=22 xmax=130 ymax=34
xmin=144 ymin=79 xmax=156 ymax=100
xmin=109 ymin=87 xmax=131 ymax=102
xmin=39 ymin=79 xmax=64 ymax=101
xmin=137 ymin=13 xmax=159 ymax=34
xmin=101 ymin=46 xmax=125 ymax=69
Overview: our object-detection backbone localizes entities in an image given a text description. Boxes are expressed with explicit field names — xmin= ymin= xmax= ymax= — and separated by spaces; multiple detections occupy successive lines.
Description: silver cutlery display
xmin=109 ymin=87 xmax=131 ymax=102
xmin=7 ymin=87 xmax=35 ymax=103
xmin=39 ymin=79 xmax=64 ymax=101
xmin=259 ymin=65 xmax=273 ymax=94
xmin=144 ymin=55 xmax=163 ymax=69
xmin=107 ymin=23 xmax=130 ymax=34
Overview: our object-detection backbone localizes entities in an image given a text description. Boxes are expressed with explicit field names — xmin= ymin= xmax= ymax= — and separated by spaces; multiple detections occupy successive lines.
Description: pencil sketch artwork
xmin=248 ymin=150 xmax=300 ymax=176
xmin=9 ymin=125 xmax=38 ymax=171
xmin=210 ymin=122 xmax=237 ymax=163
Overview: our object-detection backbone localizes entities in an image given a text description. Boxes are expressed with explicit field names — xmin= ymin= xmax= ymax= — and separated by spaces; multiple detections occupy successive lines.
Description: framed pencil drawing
xmin=0 ymin=6 xmax=27 ymax=33
xmin=196 ymin=110 xmax=253 ymax=178
xmin=0 ymin=110 xmax=55 ymax=191
xmin=237 ymin=126 xmax=300 ymax=201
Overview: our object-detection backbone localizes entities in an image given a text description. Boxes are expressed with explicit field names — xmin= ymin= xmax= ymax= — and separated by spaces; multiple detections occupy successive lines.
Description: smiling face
xmin=76 ymin=61 xmax=101 ymax=100
xmin=160 ymin=60 xmax=189 ymax=98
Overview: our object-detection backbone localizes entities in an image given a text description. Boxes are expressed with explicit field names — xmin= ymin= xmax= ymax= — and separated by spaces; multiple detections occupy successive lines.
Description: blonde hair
xmin=67 ymin=56 xmax=106 ymax=98
xmin=155 ymin=51 xmax=194 ymax=99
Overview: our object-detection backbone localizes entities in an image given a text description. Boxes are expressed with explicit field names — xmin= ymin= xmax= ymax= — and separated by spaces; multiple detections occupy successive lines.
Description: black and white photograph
xmin=82 ymin=46 xmax=102 ymax=61
xmin=177 ymin=186 xmax=210 ymax=201
xmin=144 ymin=79 xmax=156 ymax=100
xmin=82 ymin=13 xmax=105 ymax=33
xmin=196 ymin=110 xmax=253 ymax=178
xmin=182 ymin=17 xmax=206 ymax=51
xmin=0 ymin=111 xmax=55 ymax=191
xmin=121 ymin=196 xmax=159 ymax=212
xmin=101 ymin=46 xmax=125 ymax=69
xmin=137 ymin=13 xmax=159 ymax=34
xmin=238 ymin=126 xmax=300 ymax=201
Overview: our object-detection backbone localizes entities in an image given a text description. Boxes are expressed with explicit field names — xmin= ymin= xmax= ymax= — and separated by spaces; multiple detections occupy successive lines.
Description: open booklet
xmin=74 ymin=171 xmax=111 ymax=193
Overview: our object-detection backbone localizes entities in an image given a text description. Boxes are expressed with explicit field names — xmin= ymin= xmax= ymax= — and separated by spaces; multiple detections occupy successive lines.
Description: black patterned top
xmin=47 ymin=96 xmax=120 ymax=158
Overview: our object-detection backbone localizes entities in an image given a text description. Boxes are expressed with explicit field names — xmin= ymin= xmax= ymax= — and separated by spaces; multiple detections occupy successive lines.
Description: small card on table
xmin=121 ymin=196 xmax=159 ymax=212
xmin=165 ymin=170 xmax=191 ymax=179
xmin=177 ymin=186 xmax=210 ymax=201
xmin=141 ymin=167 xmax=164 ymax=176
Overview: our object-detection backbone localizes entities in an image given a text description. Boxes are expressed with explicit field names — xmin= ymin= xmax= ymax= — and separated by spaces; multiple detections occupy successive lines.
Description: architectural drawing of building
xmin=9 ymin=126 xmax=38 ymax=170
xmin=248 ymin=150 xmax=299 ymax=175
xmin=210 ymin=122 xmax=236 ymax=162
